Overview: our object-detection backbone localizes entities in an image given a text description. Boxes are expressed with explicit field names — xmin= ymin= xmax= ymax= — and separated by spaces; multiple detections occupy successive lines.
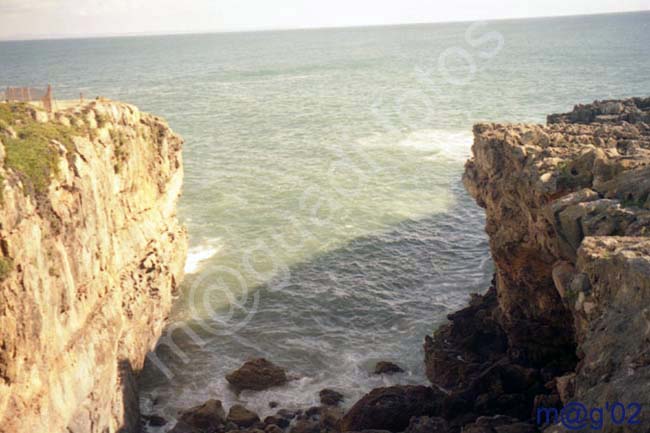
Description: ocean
xmin=1 ymin=11 xmax=649 ymax=430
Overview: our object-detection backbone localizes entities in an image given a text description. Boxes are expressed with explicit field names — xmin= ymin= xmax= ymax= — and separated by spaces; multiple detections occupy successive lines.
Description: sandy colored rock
xmin=0 ymin=100 xmax=187 ymax=433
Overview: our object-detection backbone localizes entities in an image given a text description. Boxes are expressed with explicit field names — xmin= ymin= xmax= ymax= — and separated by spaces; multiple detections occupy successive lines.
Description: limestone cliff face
xmin=426 ymin=98 xmax=650 ymax=430
xmin=0 ymin=100 xmax=187 ymax=433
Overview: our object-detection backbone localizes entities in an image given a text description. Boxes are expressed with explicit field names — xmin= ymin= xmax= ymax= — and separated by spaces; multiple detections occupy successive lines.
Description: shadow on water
xmin=138 ymin=182 xmax=493 ymax=422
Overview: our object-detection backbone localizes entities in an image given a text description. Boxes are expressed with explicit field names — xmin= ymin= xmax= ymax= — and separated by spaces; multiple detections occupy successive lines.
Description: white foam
xmin=184 ymin=240 xmax=221 ymax=274
xmin=359 ymin=129 xmax=473 ymax=163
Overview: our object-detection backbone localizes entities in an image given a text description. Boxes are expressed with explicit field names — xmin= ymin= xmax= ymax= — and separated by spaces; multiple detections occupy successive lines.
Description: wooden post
xmin=42 ymin=85 xmax=53 ymax=113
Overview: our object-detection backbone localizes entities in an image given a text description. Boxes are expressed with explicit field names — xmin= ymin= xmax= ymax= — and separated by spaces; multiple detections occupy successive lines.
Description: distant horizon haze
xmin=0 ymin=0 xmax=649 ymax=41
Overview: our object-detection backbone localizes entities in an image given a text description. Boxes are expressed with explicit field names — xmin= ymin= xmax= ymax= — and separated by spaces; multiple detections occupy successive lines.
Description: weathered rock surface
xmin=0 ymin=100 xmax=187 ymax=433
xmin=547 ymin=97 xmax=650 ymax=125
xmin=228 ymin=404 xmax=261 ymax=428
xmin=423 ymin=97 xmax=650 ymax=432
xmin=319 ymin=389 xmax=345 ymax=406
xmin=373 ymin=362 xmax=404 ymax=375
xmin=177 ymin=399 xmax=227 ymax=431
xmin=226 ymin=358 xmax=288 ymax=391
xmin=340 ymin=385 xmax=451 ymax=433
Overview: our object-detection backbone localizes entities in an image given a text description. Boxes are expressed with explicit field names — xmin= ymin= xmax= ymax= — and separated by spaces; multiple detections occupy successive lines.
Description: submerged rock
xmin=226 ymin=358 xmax=288 ymax=391
xmin=373 ymin=361 xmax=404 ymax=375
xmin=319 ymin=388 xmax=345 ymax=406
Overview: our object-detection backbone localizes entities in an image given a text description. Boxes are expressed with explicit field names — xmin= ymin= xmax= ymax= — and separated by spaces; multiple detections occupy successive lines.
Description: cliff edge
xmin=0 ymin=100 xmax=188 ymax=433
xmin=424 ymin=97 xmax=650 ymax=432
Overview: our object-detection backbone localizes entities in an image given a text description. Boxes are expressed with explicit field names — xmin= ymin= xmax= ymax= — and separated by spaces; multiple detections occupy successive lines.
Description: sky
xmin=0 ymin=0 xmax=649 ymax=40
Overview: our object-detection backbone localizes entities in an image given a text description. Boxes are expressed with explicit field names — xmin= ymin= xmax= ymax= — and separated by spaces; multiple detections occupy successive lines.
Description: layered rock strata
xmin=425 ymin=97 xmax=650 ymax=432
xmin=0 ymin=100 xmax=187 ymax=433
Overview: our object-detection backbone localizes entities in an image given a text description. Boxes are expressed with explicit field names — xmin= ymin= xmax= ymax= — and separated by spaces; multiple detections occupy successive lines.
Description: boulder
xmin=226 ymin=359 xmax=288 ymax=391
xmin=177 ymin=399 xmax=226 ymax=431
xmin=340 ymin=386 xmax=448 ymax=432
xmin=227 ymin=404 xmax=261 ymax=428
xmin=320 ymin=388 xmax=345 ymax=406
xmin=373 ymin=362 xmax=404 ymax=375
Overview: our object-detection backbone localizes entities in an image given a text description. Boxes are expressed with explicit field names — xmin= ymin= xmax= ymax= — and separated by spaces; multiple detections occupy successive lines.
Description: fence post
xmin=43 ymin=85 xmax=53 ymax=113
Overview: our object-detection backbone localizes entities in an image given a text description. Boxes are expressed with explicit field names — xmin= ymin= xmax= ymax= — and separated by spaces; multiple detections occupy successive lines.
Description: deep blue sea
xmin=1 ymin=11 xmax=649 ymax=430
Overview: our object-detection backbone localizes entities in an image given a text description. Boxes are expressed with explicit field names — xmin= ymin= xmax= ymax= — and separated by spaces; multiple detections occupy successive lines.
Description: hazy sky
xmin=0 ymin=0 xmax=649 ymax=40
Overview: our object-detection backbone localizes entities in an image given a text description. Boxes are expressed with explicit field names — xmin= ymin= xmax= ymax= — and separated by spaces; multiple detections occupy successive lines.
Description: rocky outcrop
xmin=226 ymin=358 xmax=289 ymax=391
xmin=425 ymin=97 xmax=649 ymax=432
xmin=340 ymin=386 xmax=452 ymax=433
xmin=0 ymin=100 xmax=187 ymax=433
xmin=547 ymin=97 xmax=650 ymax=125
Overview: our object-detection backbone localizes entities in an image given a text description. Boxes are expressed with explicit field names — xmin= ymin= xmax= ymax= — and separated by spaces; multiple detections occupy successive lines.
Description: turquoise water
xmin=1 ymin=11 xmax=649 ymax=428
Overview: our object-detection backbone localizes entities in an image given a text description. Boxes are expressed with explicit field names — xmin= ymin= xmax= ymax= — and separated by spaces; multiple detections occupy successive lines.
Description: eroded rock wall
xmin=0 ymin=100 xmax=187 ymax=433
xmin=426 ymin=97 xmax=650 ymax=431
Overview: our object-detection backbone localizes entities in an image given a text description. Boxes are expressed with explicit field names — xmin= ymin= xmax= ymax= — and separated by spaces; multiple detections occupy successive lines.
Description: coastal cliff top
xmin=0 ymin=99 xmax=177 ymax=198
xmin=466 ymin=97 xmax=650 ymax=213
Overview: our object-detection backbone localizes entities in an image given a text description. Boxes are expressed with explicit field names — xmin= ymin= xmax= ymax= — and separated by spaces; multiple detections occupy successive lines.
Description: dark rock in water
xmin=403 ymin=416 xmax=448 ymax=433
xmin=424 ymin=286 xmax=507 ymax=391
xmin=462 ymin=416 xmax=537 ymax=433
xmin=423 ymin=285 xmax=552 ymax=421
xmin=176 ymin=399 xmax=226 ymax=431
xmin=142 ymin=414 xmax=168 ymax=427
xmin=265 ymin=425 xmax=284 ymax=433
xmin=224 ymin=421 xmax=239 ymax=431
xmin=319 ymin=388 xmax=344 ymax=406
xmin=340 ymin=385 xmax=450 ymax=433
xmin=277 ymin=409 xmax=300 ymax=420
xmin=264 ymin=415 xmax=289 ymax=428
xmin=319 ymin=406 xmax=344 ymax=431
xmin=226 ymin=358 xmax=288 ymax=391
xmin=227 ymin=404 xmax=261 ymax=427
xmin=289 ymin=418 xmax=320 ymax=433
xmin=269 ymin=401 xmax=280 ymax=409
xmin=305 ymin=406 xmax=321 ymax=417
xmin=373 ymin=361 xmax=404 ymax=375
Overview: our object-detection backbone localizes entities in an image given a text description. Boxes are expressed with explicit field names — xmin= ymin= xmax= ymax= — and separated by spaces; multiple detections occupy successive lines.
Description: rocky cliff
xmin=424 ymin=97 xmax=650 ymax=432
xmin=0 ymin=100 xmax=187 ymax=433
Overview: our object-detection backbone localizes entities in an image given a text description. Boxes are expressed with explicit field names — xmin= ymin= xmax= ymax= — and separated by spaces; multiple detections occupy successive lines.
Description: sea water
xmin=1 ymin=11 xmax=649 ymax=429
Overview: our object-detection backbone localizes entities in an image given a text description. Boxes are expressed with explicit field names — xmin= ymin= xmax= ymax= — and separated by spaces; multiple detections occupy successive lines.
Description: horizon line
xmin=1 ymin=8 xmax=648 ymax=43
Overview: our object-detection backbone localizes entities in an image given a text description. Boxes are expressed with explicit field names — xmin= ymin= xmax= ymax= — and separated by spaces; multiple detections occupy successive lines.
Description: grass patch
xmin=0 ymin=103 xmax=81 ymax=195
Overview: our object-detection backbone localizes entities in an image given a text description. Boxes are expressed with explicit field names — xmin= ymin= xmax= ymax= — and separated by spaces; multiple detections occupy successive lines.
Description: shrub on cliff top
xmin=0 ymin=102 xmax=79 ymax=196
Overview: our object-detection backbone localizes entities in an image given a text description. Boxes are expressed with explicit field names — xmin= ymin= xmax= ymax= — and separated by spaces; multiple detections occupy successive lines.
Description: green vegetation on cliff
xmin=0 ymin=103 xmax=79 ymax=196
